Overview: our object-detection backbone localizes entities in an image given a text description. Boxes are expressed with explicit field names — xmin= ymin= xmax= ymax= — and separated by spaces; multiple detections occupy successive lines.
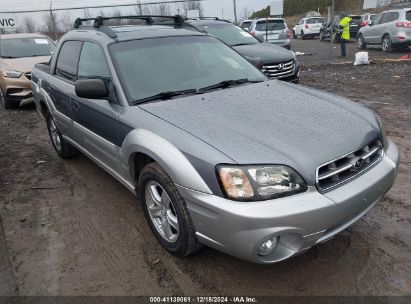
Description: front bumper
xmin=177 ymin=139 xmax=399 ymax=264
xmin=0 ymin=74 xmax=33 ymax=107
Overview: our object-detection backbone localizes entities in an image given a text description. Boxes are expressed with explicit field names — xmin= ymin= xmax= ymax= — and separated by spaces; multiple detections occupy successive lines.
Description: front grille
xmin=316 ymin=139 xmax=384 ymax=193
xmin=261 ymin=60 xmax=295 ymax=79
xmin=25 ymin=72 xmax=32 ymax=80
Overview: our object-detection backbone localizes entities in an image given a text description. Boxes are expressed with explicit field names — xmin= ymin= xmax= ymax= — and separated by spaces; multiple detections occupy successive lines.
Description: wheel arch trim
xmin=120 ymin=129 xmax=213 ymax=195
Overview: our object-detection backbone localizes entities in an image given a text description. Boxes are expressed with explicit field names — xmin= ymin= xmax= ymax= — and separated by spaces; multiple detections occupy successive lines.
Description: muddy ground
xmin=0 ymin=61 xmax=410 ymax=297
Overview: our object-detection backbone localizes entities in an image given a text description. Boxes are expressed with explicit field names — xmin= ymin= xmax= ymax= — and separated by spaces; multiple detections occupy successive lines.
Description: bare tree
xmin=105 ymin=8 xmax=122 ymax=26
xmin=41 ymin=11 xmax=59 ymax=39
xmin=23 ymin=17 xmax=36 ymax=33
xmin=60 ymin=11 xmax=72 ymax=33
xmin=241 ymin=6 xmax=251 ymax=20
xmin=152 ymin=3 xmax=171 ymax=15
xmin=135 ymin=0 xmax=143 ymax=15
xmin=82 ymin=8 xmax=93 ymax=19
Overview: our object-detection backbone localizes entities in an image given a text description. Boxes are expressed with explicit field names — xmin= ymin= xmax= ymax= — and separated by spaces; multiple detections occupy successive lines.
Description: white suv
xmin=249 ymin=18 xmax=291 ymax=49
xmin=293 ymin=17 xmax=324 ymax=39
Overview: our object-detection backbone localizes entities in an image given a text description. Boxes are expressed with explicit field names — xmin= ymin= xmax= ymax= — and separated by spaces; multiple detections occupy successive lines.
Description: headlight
xmin=217 ymin=165 xmax=307 ymax=201
xmin=374 ymin=113 xmax=388 ymax=148
xmin=2 ymin=69 xmax=23 ymax=78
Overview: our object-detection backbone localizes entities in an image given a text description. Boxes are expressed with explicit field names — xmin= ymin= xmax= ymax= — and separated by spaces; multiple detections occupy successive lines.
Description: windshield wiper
xmin=198 ymin=78 xmax=263 ymax=93
xmin=132 ymin=89 xmax=197 ymax=105
xmin=231 ymin=43 xmax=256 ymax=47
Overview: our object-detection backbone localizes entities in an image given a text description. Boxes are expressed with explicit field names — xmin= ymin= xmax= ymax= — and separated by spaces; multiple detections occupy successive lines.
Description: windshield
xmin=0 ymin=37 xmax=55 ymax=58
xmin=240 ymin=21 xmax=252 ymax=29
xmin=256 ymin=20 xmax=286 ymax=31
xmin=110 ymin=36 xmax=266 ymax=103
xmin=307 ymin=18 xmax=324 ymax=24
xmin=200 ymin=23 xmax=258 ymax=46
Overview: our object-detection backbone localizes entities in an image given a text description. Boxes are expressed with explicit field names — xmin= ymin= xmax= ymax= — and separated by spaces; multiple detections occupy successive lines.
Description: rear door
xmin=48 ymin=40 xmax=83 ymax=139
xmin=294 ymin=19 xmax=303 ymax=35
xmin=71 ymin=41 xmax=122 ymax=171
xmin=366 ymin=13 xmax=384 ymax=43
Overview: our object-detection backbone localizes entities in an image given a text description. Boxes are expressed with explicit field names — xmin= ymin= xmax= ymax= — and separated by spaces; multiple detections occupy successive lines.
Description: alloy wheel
xmin=145 ymin=181 xmax=179 ymax=243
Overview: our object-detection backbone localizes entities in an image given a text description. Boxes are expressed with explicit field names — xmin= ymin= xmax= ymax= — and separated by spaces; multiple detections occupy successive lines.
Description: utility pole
xmin=49 ymin=1 xmax=57 ymax=41
xmin=233 ymin=0 xmax=237 ymax=23
xmin=330 ymin=0 xmax=335 ymax=56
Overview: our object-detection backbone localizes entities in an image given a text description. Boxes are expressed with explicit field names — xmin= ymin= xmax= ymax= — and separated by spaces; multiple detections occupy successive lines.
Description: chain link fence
xmin=1 ymin=0 xmax=410 ymax=52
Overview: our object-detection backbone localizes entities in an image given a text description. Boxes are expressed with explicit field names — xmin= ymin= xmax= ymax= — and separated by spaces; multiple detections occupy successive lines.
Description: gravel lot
xmin=291 ymin=38 xmax=411 ymax=66
xmin=0 ymin=44 xmax=410 ymax=297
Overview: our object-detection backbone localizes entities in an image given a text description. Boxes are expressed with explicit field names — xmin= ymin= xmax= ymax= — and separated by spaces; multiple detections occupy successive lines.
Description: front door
xmin=71 ymin=41 xmax=122 ymax=172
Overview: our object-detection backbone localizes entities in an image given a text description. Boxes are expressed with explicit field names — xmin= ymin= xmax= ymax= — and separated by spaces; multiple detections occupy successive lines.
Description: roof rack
xmin=186 ymin=17 xmax=231 ymax=23
xmin=74 ymin=15 xmax=184 ymax=29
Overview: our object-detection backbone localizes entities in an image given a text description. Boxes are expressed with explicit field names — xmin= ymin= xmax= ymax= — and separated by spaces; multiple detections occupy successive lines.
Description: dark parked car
xmin=319 ymin=15 xmax=340 ymax=41
xmin=349 ymin=15 xmax=363 ymax=37
xmin=186 ymin=18 xmax=299 ymax=83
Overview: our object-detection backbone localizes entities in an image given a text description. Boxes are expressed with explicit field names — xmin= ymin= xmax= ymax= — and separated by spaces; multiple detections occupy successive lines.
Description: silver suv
xmin=32 ymin=15 xmax=399 ymax=264
xmin=249 ymin=18 xmax=291 ymax=49
xmin=357 ymin=8 xmax=411 ymax=52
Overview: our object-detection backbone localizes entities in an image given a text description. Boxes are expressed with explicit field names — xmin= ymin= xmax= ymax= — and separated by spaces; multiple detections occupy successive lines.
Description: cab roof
xmin=70 ymin=24 xmax=205 ymax=42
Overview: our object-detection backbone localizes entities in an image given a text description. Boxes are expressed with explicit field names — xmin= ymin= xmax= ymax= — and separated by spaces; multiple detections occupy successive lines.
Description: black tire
xmin=300 ymin=30 xmax=306 ymax=40
xmin=292 ymin=30 xmax=297 ymax=39
xmin=382 ymin=35 xmax=393 ymax=53
xmin=138 ymin=162 xmax=202 ymax=257
xmin=2 ymin=95 xmax=17 ymax=109
xmin=357 ymin=34 xmax=367 ymax=49
xmin=319 ymin=30 xmax=325 ymax=41
xmin=46 ymin=112 xmax=78 ymax=159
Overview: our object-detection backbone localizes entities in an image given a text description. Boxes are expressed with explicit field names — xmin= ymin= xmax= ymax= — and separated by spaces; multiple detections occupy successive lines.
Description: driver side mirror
xmin=75 ymin=79 xmax=109 ymax=100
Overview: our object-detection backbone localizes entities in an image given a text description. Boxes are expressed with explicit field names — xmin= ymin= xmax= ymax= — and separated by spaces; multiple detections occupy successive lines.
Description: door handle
xmin=72 ymin=101 xmax=80 ymax=111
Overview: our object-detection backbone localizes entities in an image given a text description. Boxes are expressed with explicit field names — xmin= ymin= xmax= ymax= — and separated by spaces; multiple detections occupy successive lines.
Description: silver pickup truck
xmin=31 ymin=15 xmax=399 ymax=264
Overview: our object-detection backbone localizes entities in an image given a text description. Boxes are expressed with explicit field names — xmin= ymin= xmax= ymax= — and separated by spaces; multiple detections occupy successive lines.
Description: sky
xmin=0 ymin=0 xmax=274 ymax=27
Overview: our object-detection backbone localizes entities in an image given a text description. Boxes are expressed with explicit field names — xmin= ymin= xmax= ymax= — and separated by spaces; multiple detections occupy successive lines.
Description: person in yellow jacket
xmin=336 ymin=13 xmax=352 ymax=58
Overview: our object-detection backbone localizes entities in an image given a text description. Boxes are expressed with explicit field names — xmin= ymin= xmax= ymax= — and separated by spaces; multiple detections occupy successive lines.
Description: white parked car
xmin=293 ymin=17 xmax=324 ymax=39
xmin=239 ymin=19 xmax=253 ymax=31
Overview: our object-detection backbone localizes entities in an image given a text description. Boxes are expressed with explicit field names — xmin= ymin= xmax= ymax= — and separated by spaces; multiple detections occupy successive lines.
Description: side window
xmin=299 ymin=19 xmax=304 ymax=25
xmin=373 ymin=13 xmax=383 ymax=25
xmin=55 ymin=41 xmax=83 ymax=81
xmin=388 ymin=12 xmax=399 ymax=22
xmin=78 ymin=42 xmax=110 ymax=79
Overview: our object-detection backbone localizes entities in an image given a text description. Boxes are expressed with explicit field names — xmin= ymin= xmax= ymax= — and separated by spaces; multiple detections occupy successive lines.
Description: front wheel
xmin=138 ymin=163 xmax=202 ymax=257
xmin=357 ymin=34 xmax=367 ymax=49
xmin=382 ymin=35 xmax=393 ymax=53
xmin=1 ymin=94 xmax=17 ymax=109
xmin=300 ymin=30 xmax=306 ymax=40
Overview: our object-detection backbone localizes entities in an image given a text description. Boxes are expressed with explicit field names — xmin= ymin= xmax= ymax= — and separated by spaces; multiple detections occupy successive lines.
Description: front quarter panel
xmin=120 ymin=129 xmax=213 ymax=194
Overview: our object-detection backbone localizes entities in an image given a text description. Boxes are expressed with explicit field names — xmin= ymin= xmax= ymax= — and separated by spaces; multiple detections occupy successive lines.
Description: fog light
xmin=258 ymin=237 xmax=278 ymax=256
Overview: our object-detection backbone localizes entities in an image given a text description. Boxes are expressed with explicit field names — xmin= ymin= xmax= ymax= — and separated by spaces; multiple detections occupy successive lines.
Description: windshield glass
xmin=307 ymin=18 xmax=324 ymax=24
xmin=200 ymin=23 xmax=258 ymax=46
xmin=0 ymin=37 xmax=55 ymax=58
xmin=110 ymin=36 xmax=266 ymax=103
xmin=256 ymin=20 xmax=286 ymax=31
xmin=240 ymin=21 xmax=251 ymax=29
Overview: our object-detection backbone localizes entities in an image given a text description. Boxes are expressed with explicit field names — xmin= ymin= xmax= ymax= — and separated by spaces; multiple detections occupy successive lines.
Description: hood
xmin=0 ymin=56 xmax=51 ymax=73
xmin=233 ymin=43 xmax=293 ymax=64
xmin=140 ymin=81 xmax=380 ymax=185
